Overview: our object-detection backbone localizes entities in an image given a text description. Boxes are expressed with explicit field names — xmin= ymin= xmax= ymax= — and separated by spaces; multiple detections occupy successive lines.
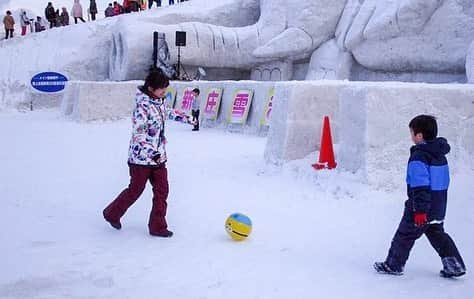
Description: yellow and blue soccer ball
xmin=225 ymin=213 xmax=252 ymax=241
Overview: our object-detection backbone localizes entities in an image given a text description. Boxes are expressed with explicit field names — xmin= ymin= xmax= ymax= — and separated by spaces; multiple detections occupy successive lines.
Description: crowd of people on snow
xmin=3 ymin=0 xmax=190 ymax=40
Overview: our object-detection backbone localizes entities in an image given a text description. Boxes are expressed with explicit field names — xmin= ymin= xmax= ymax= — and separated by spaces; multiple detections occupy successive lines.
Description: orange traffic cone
xmin=312 ymin=116 xmax=337 ymax=170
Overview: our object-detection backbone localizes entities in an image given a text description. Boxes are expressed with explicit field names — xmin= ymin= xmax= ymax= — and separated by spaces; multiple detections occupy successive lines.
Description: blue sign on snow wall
xmin=31 ymin=72 xmax=68 ymax=93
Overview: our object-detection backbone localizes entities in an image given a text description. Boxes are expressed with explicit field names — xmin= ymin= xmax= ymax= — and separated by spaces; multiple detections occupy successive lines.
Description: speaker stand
xmin=176 ymin=46 xmax=189 ymax=80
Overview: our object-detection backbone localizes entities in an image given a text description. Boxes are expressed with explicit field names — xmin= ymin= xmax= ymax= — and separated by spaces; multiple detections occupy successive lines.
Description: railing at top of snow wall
xmin=61 ymin=80 xmax=276 ymax=135
xmin=266 ymin=80 xmax=474 ymax=189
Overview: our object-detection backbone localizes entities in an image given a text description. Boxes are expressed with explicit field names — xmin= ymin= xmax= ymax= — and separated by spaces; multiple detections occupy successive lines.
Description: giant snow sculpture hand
xmin=109 ymin=0 xmax=347 ymax=80
xmin=336 ymin=0 xmax=474 ymax=72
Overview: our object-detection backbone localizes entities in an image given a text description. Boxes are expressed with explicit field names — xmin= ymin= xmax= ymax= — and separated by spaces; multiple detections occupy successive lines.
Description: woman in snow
xmin=103 ymin=70 xmax=174 ymax=238
xmin=19 ymin=10 xmax=30 ymax=36
xmin=72 ymin=0 xmax=86 ymax=24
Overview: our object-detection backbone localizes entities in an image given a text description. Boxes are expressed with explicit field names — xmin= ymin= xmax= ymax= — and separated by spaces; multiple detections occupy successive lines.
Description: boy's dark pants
xmin=386 ymin=207 xmax=465 ymax=272
xmin=103 ymin=164 xmax=169 ymax=233
xmin=192 ymin=109 xmax=200 ymax=130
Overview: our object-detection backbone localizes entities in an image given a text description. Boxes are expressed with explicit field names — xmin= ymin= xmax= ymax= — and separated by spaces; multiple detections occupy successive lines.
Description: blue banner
xmin=31 ymin=72 xmax=68 ymax=93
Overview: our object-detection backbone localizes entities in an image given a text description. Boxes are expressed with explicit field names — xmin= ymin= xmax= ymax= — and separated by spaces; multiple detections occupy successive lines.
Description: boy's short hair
xmin=409 ymin=114 xmax=438 ymax=140
xmin=144 ymin=70 xmax=170 ymax=90
xmin=192 ymin=88 xmax=200 ymax=95
xmin=6 ymin=10 xmax=11 ymax=15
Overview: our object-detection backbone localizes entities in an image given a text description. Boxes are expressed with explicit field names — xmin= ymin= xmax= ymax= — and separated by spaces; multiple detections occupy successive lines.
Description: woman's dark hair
xmin=143 ymin=70 xmax=170 ymax=91
xmin=192 ymin=88 xmax=200 ymax=95
xmin=409 ymin=114 xmax=438 ymax=140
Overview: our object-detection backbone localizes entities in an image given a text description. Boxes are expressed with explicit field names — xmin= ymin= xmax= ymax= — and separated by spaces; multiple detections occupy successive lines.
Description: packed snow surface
xmin=0 ymin=109 xmax=472 ymax=298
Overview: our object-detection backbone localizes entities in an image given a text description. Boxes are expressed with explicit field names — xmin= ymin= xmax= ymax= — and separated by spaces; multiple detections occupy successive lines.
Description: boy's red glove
xmin=414 ymin=213 xmax=427 ymax=226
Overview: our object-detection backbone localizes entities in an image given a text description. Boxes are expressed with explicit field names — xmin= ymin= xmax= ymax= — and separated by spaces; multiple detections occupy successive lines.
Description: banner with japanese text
xmin=260 ymin=87 xmax=274 ymax=126
xmin=178 ymin=87 xmax=197 ymax=113
xmin=203 ymin=88 xmax=223 ymax=121
xmin=165 ymin=87 xmax=177 ymax=110
xmin=227 ymin=89 xmax=254 ymax=124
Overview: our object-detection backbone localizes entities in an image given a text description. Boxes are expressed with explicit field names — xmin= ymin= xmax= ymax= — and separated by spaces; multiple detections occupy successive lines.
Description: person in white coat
xmin=19 ymin=10 xmax=30 ymax=36
xmin=72 ymin=0 xmax=86 ymax=23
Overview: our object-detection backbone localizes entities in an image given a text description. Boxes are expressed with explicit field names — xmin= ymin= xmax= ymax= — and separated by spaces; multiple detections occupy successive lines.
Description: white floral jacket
xmin=128 ymin=89 xmax=167 ymax=166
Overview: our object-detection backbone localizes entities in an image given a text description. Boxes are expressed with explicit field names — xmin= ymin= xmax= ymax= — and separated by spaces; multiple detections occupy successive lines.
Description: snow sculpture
xmin=336 ymin=0 xmax=474 ymax=73
xmin=109 ymin=0 xmax=347 ymax=80
xmin=156 ymin=32 xmax=175 ymax=78
xmin=1 ymin=0 xmax=474 ymax=108
xmin=466 ymin=40 xmax=474 ymax=83
xmin=305 ymin=39 xmax=353 ymax=80
xmin=0 ymin=0 xmax=259 ymax=84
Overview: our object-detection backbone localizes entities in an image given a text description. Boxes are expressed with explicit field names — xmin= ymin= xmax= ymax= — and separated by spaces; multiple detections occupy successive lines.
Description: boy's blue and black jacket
xmin=405 ymin=137 xmax=450 ymax=222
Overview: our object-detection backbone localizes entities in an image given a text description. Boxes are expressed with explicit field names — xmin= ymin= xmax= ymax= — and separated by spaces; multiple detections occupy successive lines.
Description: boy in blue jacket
xmin=374 ymin=115 xmax=466 ymax=278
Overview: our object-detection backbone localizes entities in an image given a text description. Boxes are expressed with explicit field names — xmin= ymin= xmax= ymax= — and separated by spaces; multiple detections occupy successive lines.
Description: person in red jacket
xmin=123 ymin=0 xmax=130 ymax=13
xmin=113 ymin=1 xmax=122 ymax=15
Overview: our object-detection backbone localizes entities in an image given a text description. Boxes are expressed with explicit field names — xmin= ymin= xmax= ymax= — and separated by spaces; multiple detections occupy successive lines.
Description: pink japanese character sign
xmin=203 ymin=88 xmax=223 ymax=121
xmin=228 ymin=89 xmax=254 ymax=124
xmin=260 ymin=87 xmax=274 ymax=126
xmin=178 ymin=87 xmax=196 ymax=113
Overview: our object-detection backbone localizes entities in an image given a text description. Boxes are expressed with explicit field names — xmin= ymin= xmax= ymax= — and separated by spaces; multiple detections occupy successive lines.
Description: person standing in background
xmin=104 ymin=3 xmax=114 ymax=17
xmin=148 ymin=0 xmax=161 ymax=9
xmin=19 ymin=10 xmax=30 ymax=36
xmin=60 ymin=7 xmax=70 ymax=25
xmin=34 ymin=16 xmax=46 ymax=32
xmin=191 ymin=88 xmax=200 ymax=131
xmin=140 ymin=0 xmax=147 ymax=10
xmin=113 ymin=1 xmax=122 ymax=15
xmin=72 ymin=0 xmax=86 ymax=23
xmin=129 ymin=0 xmax=139 ymax=12
xmin=3 ymin=10 xmax=14 ymax=39
xmin=54 ymin=9 xmax=61 ymax=27
xmin=89 ymin=0 xmax=98 ymax=20
xmin=45 ymin=2 xmax=56 ymax=28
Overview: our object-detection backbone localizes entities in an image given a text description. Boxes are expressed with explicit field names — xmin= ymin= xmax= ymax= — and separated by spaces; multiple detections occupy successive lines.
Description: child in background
xmin=191 ymin=88 xmax=200 ymax=131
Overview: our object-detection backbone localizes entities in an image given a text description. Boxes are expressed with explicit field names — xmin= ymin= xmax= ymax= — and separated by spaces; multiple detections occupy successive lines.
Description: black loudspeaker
xmin=175 ymin=31 xmax=186 ymax=47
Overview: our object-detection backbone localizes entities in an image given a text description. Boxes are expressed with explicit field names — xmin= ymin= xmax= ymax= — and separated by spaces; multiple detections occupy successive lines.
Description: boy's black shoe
xmin=192 ymin=128 xmax=199 ymax=131
xmin=440 ymin=257 xmax=466 ymax=278
xmin=440 ymin=269 xmax=466 ymax=278
xmin=103 ymin=211 xmax=122 ymax=230
xmin=374 ymin=262 xmax=404 ymax=276
xmin=150 ymin=229 xmax=173 ymax=238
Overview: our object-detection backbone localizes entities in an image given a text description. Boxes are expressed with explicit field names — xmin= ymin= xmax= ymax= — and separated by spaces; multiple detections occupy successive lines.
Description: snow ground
xmin=0 ymin=109 xmax=472 ymax=299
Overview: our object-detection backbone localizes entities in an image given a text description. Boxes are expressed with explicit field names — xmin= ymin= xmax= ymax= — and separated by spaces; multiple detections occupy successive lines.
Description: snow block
xmin=265 ymin=81 xmax=474 ymax=188
xmin=264 ymin=81 xmax=340 ymax=164
xmin=62 ymin=81 xmax=140 ymax=121
xmin=62 ymin=80 xmax=275 ymax=134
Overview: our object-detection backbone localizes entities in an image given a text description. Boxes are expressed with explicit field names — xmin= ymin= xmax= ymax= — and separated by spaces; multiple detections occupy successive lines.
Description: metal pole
xmin=177 ymin=46 xmax=181 ymax=79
